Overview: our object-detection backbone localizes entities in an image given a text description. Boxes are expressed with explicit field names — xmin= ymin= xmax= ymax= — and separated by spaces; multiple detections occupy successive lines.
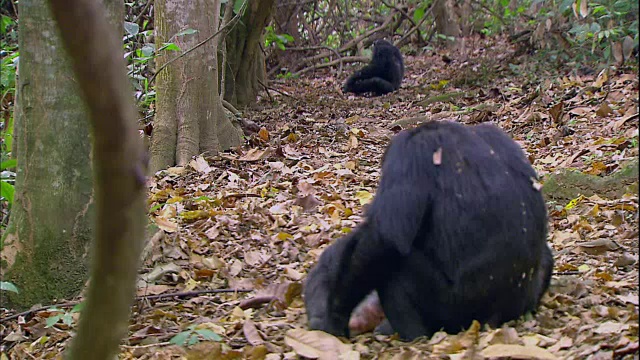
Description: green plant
xmin=45 ymin=303 xmax=85 ymax=328
xmin=0 ymin=281 xmax=18 ymax=293
xmin=123 ymin=22 xmax=186 ymax=111
xmin=264 ymin=25 xmax=294 ymax=50
xmin=1 ymin=158 xmax=15 ymax=208
xmin=170 ymin=324 xmax=222 ymax=346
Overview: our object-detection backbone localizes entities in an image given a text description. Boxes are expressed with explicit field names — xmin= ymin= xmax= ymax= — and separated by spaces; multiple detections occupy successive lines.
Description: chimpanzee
xmin=343 ymin=40 xmax=404 ymax=96
xmin=304 ymin=121 xmax=553 ymax=340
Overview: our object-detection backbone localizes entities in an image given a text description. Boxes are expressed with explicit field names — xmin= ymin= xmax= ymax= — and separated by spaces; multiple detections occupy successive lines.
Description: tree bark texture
xmin=224 ymin=0 xmax=275 ymax=108
xmin=47 ymin=0 xmax=146 ymax=357
xmin=1 ymin=0 xmax=100 ymax=309
xmin=433 ymin=0 xmax=462 ymax=39
xmin=151 ymin=0 xmax=243 ymax=173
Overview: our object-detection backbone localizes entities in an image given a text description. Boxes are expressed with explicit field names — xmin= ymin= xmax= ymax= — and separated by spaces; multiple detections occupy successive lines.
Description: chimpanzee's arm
xmin=304 ymin=223 xmax=405 ymax=336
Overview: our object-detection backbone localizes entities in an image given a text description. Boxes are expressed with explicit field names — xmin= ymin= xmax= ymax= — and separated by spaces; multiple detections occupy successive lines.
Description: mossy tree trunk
xmin=150 ymin=0 xmax=243 ymax=173
xmin=223 ymin=0 xmax=275 ymax=108
xmin=0 ymin=0 xmax=122 ymax=310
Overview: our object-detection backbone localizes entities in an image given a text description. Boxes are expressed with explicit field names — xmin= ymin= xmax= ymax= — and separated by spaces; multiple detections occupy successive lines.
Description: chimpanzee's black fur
xmin=343 ymin=40 xmax=404 ymax=96
xmin=304 ymin=121 xmax=553 ymax=340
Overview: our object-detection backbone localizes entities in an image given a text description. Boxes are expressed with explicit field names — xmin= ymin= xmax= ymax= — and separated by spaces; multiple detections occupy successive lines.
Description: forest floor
xmin=4 ymin=36 xmax=639 ymax=359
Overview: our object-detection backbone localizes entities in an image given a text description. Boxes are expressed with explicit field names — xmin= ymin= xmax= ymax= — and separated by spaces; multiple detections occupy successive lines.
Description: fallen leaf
xmin=189 ymin=155 xmax=212 ymax=173
xmin=243 ymin=319 xmax=264 ymax=346
xmin=258 ymin=127 xmax=270 ymax=141
xmin=576 ymin=239 xmax=621 ymax=255
xmin=595 ymin=102 xmax=613 ymax=117
xmin=355 ymin=190 xmax=373 ymax=205
xmin=481 ymin=344 xmax=557 ymax=360
xmin=616 ymin=293 xmax=639 ymax=306
xmin=594 ymin=321 xmax=629 ymax=334
xmin=284 ymin=328 xmax=354 ymax=360
xmin=154 ymin=216 xmax=178 ymax=233
xmin=613 ymin=253 xmax=637 ymax=267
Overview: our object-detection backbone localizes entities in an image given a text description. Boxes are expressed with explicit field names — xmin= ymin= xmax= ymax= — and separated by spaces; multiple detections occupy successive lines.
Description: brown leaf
xmin=549 ymin=102 xmax=564 ymax=124
xmin=243 ymin=319 xmax=265 ymax=346
xmin=154 ymin=215 xmax=178 ymax=233
xmin=239 ymin=148 xmax=271 ymax=161
xmin=189 ymin=155 xmax=212 ymax=173
xmin=294 ymin=194 xmax=322 ymax=212
xmin=579 ymin=0 xmax=588 ymax=17
xmin=258 ymin=127 xmax=270 ymax=141
xmin=613 ymin=253 xmax=637 ymax=267
xmin=593 ymin=69 xmax=608 ymax=88
xmin=622 ymin=36 xmax=635 ymax=60
xmin=594 ymin=321 xmax=629 ymax=334
xmin=481 ymin=344 xmax=558 ymax=360
xmin=595 ymin=102 xmax=613 ymax=117
xmin=284 ymin=328 xmax=355 ymax=360
xmin=613 ymin=41 xmax=624 ymax=64
xmin=576 ymin=239 xmax=621 ymax=255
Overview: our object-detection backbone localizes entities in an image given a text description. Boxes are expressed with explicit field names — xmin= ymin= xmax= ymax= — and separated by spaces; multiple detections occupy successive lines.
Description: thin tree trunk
xmin=47 ymin=0 xmax=145 ymax=358
xmin=224 ymin=0 xmax=275 ymax=108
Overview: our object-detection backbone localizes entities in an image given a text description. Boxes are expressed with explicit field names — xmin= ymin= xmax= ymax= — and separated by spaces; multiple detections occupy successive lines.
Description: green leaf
xmin=175 ymin=28 xmax=198 ymax=37
xmin=170 ymin=331 xmax=191 ymax=345
xmin=62 ymin=313 xmax=74 ymax=326
xmin=194 ymin=329 xmax=222 ymax=341
xmin=0 ymin=281 xmax=18 ymax=293
xmin=124 ymin=21 xmax=139 ymax=36
xmin=141 ymin=44 xmax=155 ymax=57
xmin=45 ymin=314 xmax=63 ymax=328
xmin=71 ymin=302 xmax=86 ymax=313
xmin=413 ymin=7 xmax=425 ymax=23
xmin=1 ymin=15 xmax=14 ymax=35
xmin=1 ymin=180 xmax=14 ymax=204
xmin=234 ymin=0 xmax=248 ymax=14
xmin=187 ymin=334 xmax=200 ymax=346
xmin=1 ymin=158 xmax=16 ymax=170
xmin=161 ymin=43 xmax=181 ymax=52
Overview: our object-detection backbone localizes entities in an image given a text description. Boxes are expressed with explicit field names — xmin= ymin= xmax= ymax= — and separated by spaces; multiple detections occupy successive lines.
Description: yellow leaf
xmin=564 ymin=195 xmax=584 ymax=210
xmin=184 ymin=278 xmax=198 ymax=291
xmin=258 ymin=127 xmax=270 ymax=141
xmin=287 ymin=132 xmax=299 ymax=143
xmin=355 ymin=190 xmax=373 ymax=205
xmin=345 ymin=115 xmax=360 ymax=124
xmin=593 ymin=68 xmax=608 ymax=88
xmin=277 ymin=232 xmax=294 ymax=241
xmin=167 ymin=196 xmax=183 ymax=204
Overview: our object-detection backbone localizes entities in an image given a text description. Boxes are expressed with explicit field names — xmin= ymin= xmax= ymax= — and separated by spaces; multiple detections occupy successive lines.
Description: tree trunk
xmin=433 ymin=0 xmax=462 ymax=39
xmin=0 ymin=0 xmax=120 ymax=309
xmin=47 ymin=0 xmax=145 ymax=357
xmin=224 ymin=0 xmax=275 ymax=108
xmin=150 ymin=0 xmax=243 ymax=172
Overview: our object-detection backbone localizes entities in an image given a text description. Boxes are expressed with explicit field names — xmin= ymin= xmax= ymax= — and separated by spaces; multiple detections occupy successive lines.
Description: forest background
xmin=0 ymin=0 xmax=638 ymax=359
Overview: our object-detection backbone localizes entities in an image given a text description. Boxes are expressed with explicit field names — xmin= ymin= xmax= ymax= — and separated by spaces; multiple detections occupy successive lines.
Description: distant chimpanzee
xmin=304 ymin=121 xmax=553 ymax=340
xmin=343 ymin=40 xmax=404 ymax=96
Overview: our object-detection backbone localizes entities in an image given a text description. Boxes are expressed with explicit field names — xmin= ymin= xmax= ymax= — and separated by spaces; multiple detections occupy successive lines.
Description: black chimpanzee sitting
xmin=304 ymin=121 xmax=553 ymax=340
xmin=343 ymin=40 xmax=404 ymax=96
